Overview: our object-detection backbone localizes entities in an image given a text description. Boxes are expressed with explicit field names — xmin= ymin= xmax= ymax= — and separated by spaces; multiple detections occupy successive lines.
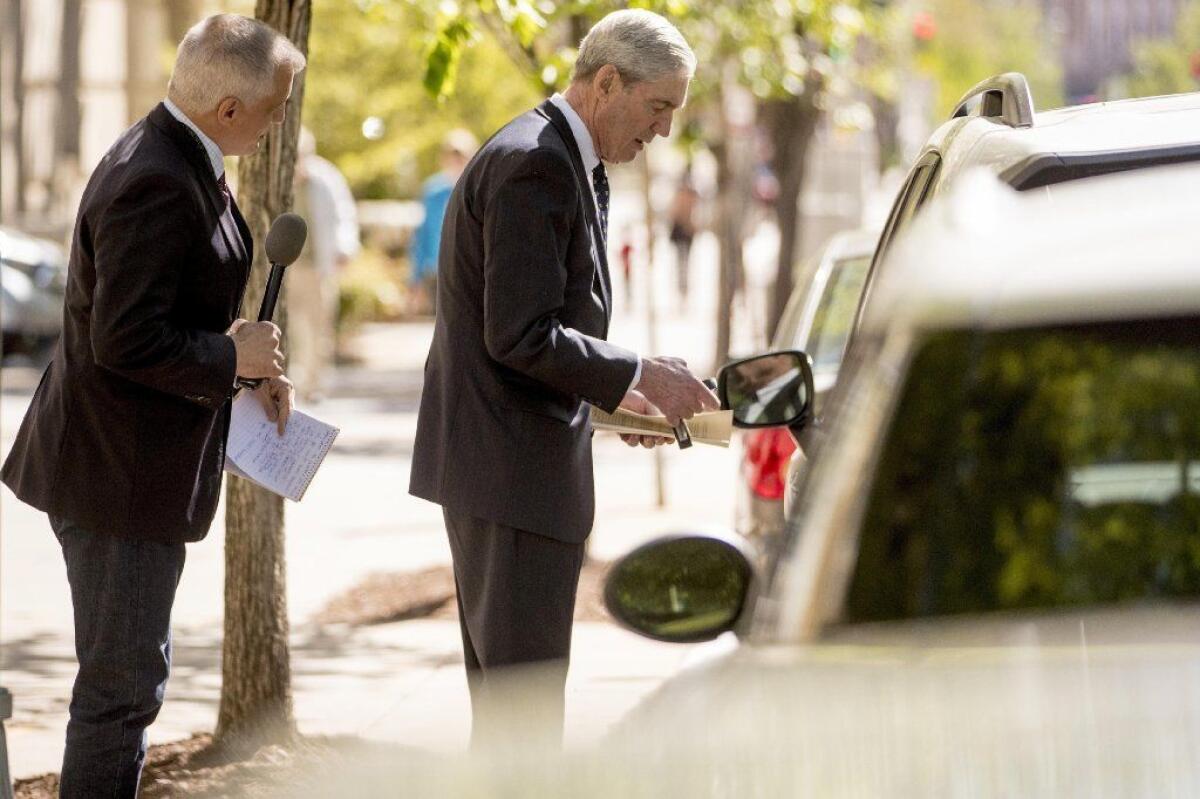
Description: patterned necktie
xmin=592 ymin=162 xmax=609 ymax=242
xmin=217 ymin=172 xmax=232 ymax=210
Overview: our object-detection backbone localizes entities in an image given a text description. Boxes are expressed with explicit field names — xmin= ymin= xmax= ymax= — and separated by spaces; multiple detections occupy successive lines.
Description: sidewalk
xmin=0 ymin=208 xmax=771 ymax=779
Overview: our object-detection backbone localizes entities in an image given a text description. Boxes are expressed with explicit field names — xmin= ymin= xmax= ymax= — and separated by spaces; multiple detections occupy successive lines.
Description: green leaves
xmin=424 ymin=17 xmax=477 ymax=100
xmin=495 ymin=0 xmax=548 ymax=48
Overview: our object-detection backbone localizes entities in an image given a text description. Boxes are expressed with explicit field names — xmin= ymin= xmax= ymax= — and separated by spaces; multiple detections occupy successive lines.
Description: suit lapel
xmin=148 ymin=104 xmax=226 ymax=215
xmin=536 ymin=100 xmax=612 ymax=325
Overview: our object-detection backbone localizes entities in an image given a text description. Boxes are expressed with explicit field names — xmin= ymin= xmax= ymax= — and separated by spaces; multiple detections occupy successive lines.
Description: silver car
xmin=737 ymin=229 xmax=877 ymax=543
xmin=600 ymin=163 xmax=1200 ymax=795
xmin=1 ymin=226 xmax=66 ymax=356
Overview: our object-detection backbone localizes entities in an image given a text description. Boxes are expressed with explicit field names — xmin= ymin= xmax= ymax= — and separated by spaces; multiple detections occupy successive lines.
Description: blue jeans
xmin=51 ymin=516 xmax=186 ymax=798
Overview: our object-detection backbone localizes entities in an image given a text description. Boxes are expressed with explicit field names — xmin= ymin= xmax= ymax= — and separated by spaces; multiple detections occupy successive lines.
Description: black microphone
xmin=236 ymin=213 xmax=308 ymax=390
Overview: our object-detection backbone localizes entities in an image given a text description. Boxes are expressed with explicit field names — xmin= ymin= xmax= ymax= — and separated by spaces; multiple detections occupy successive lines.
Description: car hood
xmin=598 ymin=602 xmax=1200 ymax=796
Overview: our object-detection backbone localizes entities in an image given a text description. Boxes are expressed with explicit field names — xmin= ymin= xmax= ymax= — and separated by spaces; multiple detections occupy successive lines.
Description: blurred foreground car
xmin=744 ymin=77 xmax=1200 ymax=551
xmin=762 ymin=76 xmax=1200 ymax=535
xmin=600 ymin=165 xmax=1200 ymax=794
xmin=738 ymin=229 xmax=876 ymax=542
xmin=0 ymin=226 xmax=66 ymax=356
xmin=871 ymin=73 xmax=1200 ymax=273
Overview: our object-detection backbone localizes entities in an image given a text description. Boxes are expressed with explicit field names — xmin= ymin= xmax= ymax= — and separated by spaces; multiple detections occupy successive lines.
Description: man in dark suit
xmin=410 ymin=9 xmax=717 ymax=746
xmin=1 ymin=15 xmax=305 ymax=796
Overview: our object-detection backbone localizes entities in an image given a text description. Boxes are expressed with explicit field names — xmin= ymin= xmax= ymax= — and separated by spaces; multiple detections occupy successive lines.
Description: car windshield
xmin=845 ymin=316 xmax=1200 ymax=623
xmin=804 ymin=254 xmax=871 ymax=375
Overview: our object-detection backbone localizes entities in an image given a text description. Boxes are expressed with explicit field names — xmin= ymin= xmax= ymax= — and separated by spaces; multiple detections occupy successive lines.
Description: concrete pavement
xmin=0 ymin=211 xmax=775 ymax=780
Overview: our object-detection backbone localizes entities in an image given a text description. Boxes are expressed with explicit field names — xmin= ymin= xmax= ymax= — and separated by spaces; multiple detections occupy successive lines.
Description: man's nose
xmin=655 ymin=112 xmax=674 ymax=138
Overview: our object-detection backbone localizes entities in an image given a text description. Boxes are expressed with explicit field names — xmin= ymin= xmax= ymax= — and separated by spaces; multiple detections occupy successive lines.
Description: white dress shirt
xmin=163 ymin=97 xmax=226 ymax=180
xmin=547 ymin=93 xmax=642 ymax=392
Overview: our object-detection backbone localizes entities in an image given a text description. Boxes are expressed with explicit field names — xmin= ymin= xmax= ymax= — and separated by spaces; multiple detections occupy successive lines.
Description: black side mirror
xmin=717 ymin=350 xmax=814 ymax=429
xmin=603 ymin=534 xmax=756 ymax=644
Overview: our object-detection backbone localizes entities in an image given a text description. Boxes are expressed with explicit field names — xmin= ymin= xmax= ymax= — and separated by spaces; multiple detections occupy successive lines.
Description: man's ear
xmin=216 ymin=96 xmax=240 ymax=126
xmin=595 ymin=64 xmax=622 ymax=98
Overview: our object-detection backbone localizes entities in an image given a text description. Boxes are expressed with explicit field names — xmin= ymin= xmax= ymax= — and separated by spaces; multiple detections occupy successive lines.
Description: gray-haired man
xmin=410 ymin=9 xmax=718 ymax=746
xmin=1 ymin=14 xmax=303 ymax=796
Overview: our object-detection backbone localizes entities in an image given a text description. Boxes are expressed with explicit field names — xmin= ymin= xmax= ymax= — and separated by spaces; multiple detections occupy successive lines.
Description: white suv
xmin=599 ymin=162 xmax=1200 ymax=795
xmin=771 ymin=75 xmax=1200 ymax=534
xmin=871 ymin=73 xmax=1200 ymax=273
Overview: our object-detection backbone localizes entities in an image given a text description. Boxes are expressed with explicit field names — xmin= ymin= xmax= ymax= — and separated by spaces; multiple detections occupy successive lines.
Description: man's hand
xmin=635 ymin=356 xmax=720 ymax=426
xmin=618 ymin=389 xmax=673 ymax=449
xmin=253 ymin=375 xmax=294 ymax=435
xmin=229 ymin=319 xmax=284 ymax=379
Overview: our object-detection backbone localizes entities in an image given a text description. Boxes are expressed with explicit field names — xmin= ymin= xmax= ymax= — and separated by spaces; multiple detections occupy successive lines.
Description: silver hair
xmin=572 ymin=9 xmax=695 ymax=85
xmin=168 ymin=14 xmax=306 ymax=115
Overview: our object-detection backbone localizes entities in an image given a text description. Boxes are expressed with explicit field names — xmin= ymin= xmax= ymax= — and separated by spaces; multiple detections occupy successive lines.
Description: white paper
xmin=588 ymin=407 xmax=733 ymax=448
xmin=224 ymin=391 xmax=339 ymax=501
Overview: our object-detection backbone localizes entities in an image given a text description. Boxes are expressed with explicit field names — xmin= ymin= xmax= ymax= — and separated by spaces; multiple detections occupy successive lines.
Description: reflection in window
xmin=805 ymin=255 xmax=871 ymax=374
xmin=846 ymin=317 xmax=1200 ymax=623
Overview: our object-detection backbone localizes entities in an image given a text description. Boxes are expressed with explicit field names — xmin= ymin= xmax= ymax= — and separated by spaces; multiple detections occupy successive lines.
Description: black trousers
xmin=442 ymin=508 xmax=585 ymax=748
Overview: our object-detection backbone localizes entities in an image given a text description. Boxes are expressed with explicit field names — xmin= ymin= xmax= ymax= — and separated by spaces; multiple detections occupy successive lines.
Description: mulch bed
xmin=313 ymin=559 xmax=614 ymax=627
xmin=15 ymin=734 xmax=421 ymax=798
xmin=16 ymin=734 xmax=301 ymax=799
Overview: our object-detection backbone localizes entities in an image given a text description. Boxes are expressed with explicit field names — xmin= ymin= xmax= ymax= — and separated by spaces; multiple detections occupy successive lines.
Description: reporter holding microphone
xmin=1 ymin=15 xmax=304 ymax=796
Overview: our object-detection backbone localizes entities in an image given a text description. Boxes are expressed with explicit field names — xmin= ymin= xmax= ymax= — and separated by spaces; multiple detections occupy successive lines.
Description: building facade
xmin=0 ymin=0 xmax=210 ymax=234
xmin=1041 ymin=0 xmax=1186 ymax=102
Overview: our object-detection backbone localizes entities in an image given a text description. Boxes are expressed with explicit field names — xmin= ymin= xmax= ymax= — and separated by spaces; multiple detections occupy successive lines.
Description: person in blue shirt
xmin=410 ymin=128 xmax=477 ymax=315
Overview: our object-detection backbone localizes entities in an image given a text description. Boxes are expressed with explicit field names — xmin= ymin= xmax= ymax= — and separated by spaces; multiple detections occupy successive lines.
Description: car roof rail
xmin=951 ymin=72 xmax=1035 ymax=128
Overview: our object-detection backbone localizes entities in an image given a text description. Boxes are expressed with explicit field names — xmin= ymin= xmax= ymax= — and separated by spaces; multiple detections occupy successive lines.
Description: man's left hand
xmin=253 ymin=375 xmax=295 ymax=435
xmin=618 ymin=389 xmax=674 ymax=449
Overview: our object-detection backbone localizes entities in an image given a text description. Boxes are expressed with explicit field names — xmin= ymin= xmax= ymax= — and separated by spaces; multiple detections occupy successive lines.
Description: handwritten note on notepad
xmin=225 ymin=392 xmax=339 ymax=501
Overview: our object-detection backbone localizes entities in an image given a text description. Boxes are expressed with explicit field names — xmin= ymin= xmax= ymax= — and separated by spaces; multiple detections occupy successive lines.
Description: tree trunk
xmin=57 ymin=0 xmax=82 ymax=159
xmin=711 ymin=138 xmax=738 ymax=371
xmin=215 ymin=0 xmax=311 ymax=754
xmin=710 ymin=82 xmax=754 ymax=372
xmin=8 ymin=0 xmax=26 ymax=218
xmin=761 ymin=88 xmax=821 ymax=343
xmin=53 ymin=0 xmax=82 ymax=211
xmin=639 ymin=152 xmax=666 ymax=508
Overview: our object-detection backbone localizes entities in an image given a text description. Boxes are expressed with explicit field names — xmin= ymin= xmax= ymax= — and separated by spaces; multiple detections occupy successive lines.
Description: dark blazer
xmin=410 ymin=99 xmax=639 ymax=543
xmin=2 ymin=103 xmax=252 ymax=543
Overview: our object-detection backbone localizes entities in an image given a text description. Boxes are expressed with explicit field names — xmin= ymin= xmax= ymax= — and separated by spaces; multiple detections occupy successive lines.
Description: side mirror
xmin=603 ymin=534 xmax=756 ymax=643
xmin=717 ymin=350 xmax=814 ymax=429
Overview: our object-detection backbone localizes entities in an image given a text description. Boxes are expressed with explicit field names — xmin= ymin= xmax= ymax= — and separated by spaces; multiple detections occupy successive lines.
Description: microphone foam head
xmin=264 ymin=212 xmax=308 ymax=266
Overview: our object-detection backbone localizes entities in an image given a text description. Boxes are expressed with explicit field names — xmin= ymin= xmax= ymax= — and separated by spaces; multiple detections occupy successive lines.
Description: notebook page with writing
xmin=225 ymin=392 xmax=339 ymax=501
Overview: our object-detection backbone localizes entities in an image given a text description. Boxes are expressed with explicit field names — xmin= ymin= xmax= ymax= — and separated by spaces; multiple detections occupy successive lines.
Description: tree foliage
xmin=303 ymin=0 xmax=541 ymax=198
xmin=887 ymin=0 xmax=1063 ymax=118
xmin=1106 ymin=2 xmax=1200 ymax=99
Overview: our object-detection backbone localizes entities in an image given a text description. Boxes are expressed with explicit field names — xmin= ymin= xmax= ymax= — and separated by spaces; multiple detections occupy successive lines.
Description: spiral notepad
xmin=225 ymin=392 xmax=339 ymax=501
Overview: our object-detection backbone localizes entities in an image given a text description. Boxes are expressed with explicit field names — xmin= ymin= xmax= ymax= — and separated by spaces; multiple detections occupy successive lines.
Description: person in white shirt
xmin=288 ymin=127 xmax=360 ymax=401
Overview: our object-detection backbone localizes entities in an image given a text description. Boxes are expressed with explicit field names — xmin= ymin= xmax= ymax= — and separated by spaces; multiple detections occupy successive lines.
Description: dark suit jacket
xmin=409 ymin=99 xmax=639 ymax=543
xmin=2 ymin=103 xmax=252 ymax=543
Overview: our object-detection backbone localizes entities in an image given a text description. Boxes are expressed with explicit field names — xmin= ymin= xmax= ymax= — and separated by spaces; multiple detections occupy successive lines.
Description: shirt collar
xmin=549 ymin=93 xmax=600 ymax=177
xmin=163 ymin=97 xmax=226 ymax=180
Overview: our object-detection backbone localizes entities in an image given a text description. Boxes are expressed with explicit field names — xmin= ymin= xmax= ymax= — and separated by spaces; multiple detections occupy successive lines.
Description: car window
xmin=874 ymin=155 xmax=941 ymax=263
xmin=844 ymin=316 xmax=1200 ymax=623
xmin=800 ymin=254 xmax=871 ymax=375
xmin=771 ymin=274 xmax=812 ymax=351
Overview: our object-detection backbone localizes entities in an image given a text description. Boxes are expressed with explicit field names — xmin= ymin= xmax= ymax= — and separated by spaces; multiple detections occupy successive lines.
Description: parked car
xmin=599 ymin=163 xmax=1200 ymax=794
xmin=871 ymin=73 xmax=1200 ymax=274
xmin=737 ymin=229 xmax=876 ymax=542
xmin=761 ymin=75 xmax=1200 ymax=532
xmin=0 ymin=226 xmax=66 ymax=356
